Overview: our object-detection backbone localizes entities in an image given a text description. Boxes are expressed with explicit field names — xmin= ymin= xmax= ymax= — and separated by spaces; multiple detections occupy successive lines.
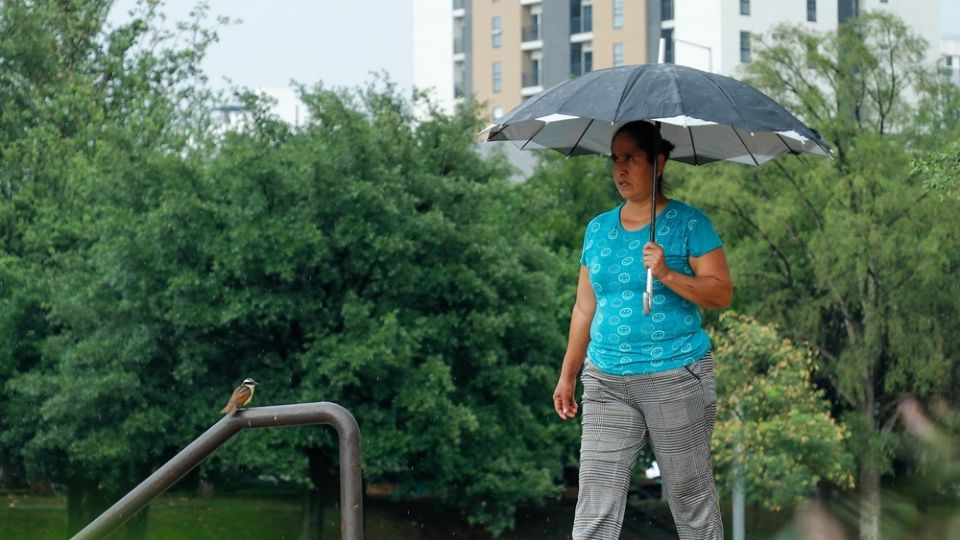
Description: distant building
xmin=944 ymin=36 xmax=960 ymax=85
xmin=667 ymin=0 xmax=940 ymax=77
xmin=411 ymin=1 xmax=944 ymax=181
xmin=415 ymin=0 xmax=944 ymax=120
xmin=438 ymin=0 xmax=657 ymax=120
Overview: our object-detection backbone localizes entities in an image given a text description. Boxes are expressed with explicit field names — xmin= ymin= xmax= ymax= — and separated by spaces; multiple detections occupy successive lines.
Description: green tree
xmin=4 ymin=32 xmax=577 ymax=532
xmin=674 ymin=12 xmax=960 ymax=540
xmin=710 ymin=313 xmax=853 ymax=513
xmin=0 ymin=0 xmax=219 ymax=536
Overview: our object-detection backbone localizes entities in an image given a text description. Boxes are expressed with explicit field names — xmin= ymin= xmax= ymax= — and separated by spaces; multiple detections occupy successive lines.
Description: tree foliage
xmin=0 ymin=1 xmax=579 ymax=536
xmin=710 ymin=313 xmax=853 ymax=512
xmin=673 ymin=11 xmax=960 ymax=539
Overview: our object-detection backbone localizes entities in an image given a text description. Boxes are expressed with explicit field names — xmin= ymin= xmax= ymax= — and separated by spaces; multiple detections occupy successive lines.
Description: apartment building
xmin=451 ymin=0 xmax=658 ymax=119
xmin=415 ymin=0 xmax=945 ymax=119
xmin=665 ymin=0 xmax=940 ymax=76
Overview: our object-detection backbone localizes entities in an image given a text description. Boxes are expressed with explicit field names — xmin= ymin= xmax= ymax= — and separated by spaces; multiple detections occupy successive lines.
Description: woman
xmin=553 ymin=121 xmax=732 ymax=540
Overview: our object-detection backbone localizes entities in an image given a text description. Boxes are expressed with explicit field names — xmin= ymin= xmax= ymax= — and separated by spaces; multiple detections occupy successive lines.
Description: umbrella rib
xmin=520 ymin=121 xmax=549 ymax=151
xmin=567 ymin=118 xmax=594 ymax=157
xmin=730 ymin=124 xmax=760 ymax=166
xmin=774 ymin=132 xmax=798 ymax=155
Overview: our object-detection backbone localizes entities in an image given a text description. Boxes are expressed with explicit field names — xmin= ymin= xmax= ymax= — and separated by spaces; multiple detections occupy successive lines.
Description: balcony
xmin=522 ymin=71 xmax=542 ymax=88
xmin=522 ymin=24 xmax=541 ymax=42
xmin=453 ymin=37 xmax=464 ymax=55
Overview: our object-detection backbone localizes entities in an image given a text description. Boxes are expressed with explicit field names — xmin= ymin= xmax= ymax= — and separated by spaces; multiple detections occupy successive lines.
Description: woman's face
xmin=610 ymin=132 xmax=664 ymax=202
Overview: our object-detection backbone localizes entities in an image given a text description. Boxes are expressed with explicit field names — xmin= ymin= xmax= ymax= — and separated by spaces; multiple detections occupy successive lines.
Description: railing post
xmin=70 ymin=402 xmax=362 ymax=540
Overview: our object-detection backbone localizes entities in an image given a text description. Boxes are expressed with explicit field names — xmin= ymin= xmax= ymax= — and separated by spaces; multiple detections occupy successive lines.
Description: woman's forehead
xmin=612 ymin=133 xmax=645 ymax=154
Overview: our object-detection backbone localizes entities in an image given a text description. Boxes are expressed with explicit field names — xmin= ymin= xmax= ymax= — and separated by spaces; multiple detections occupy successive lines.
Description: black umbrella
xmin=482 ymin=63 xmax=831 ymax=313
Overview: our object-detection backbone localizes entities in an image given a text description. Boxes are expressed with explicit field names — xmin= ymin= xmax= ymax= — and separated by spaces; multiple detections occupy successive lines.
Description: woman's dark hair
xmin=612 ymin=121 xmax=676 ymax=165
xmin=612 ymin=121 xmax=676 ymax=194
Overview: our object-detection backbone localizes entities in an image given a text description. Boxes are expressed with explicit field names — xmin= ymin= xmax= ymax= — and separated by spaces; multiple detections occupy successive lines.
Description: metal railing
xmin=70 ymin=402 xmax=362 ymax=540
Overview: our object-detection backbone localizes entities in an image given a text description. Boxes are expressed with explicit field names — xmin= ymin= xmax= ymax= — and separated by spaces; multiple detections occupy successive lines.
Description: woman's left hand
xmin=643 ymin=242 xmax=669 ymax=279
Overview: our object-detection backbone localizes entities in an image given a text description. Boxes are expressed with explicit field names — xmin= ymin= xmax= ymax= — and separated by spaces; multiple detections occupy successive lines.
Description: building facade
xmin=451 ymin=0 xmax=657 ymax=119
xmin=417 ymin=0 xmax=945 ymax=119
xmin=665 ymin=0 xmax=939 ymax=77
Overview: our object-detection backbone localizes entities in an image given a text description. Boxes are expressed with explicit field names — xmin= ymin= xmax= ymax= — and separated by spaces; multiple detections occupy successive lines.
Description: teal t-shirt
xmin=579 ymin=200 xmax=723 ymax=375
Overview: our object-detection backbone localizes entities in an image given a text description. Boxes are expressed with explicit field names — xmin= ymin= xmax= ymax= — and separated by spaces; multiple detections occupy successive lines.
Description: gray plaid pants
xmin=574 ymin=352 xmax=723 ymax=540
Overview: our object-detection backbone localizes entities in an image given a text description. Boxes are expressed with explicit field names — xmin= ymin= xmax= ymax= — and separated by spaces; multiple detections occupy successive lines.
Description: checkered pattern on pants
xmin=573 ymin=352 xmax=723 ymax=540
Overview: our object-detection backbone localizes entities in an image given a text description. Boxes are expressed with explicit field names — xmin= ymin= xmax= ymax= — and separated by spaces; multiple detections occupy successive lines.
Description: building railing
xmin=522 ymin=71 xmax=542 ymax=88
xmin=70 ymin=402 xmax=363 ymax=540
xmin=522 ymin=24 xmax=541 ymax=42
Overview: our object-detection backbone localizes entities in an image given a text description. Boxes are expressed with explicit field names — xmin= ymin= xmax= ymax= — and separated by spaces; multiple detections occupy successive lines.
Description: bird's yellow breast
xmin=242 ymin=385 xmax=255 ymax=405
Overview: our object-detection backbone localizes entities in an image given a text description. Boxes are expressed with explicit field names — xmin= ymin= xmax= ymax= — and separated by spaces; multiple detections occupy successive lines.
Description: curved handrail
xmin=70 ymin=402 xmax=362 ymax=540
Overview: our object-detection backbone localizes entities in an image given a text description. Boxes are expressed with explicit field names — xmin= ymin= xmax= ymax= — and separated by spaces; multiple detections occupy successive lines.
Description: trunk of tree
xmin=299 ymin=447 xmax=337 ymax=540
xmin=859 ymin=387 xmax=880 ymax=540
xmin=66 ymin=480 xmax=85 ymax=537
xmin=198 ymin=478 xmax=216 ymax=498
xmin=858 ymin=462 xmax=880 ymax=540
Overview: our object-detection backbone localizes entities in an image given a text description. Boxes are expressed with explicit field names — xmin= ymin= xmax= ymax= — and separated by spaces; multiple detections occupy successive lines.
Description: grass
xmin=0 ymin=492 xmax=675 ymax=540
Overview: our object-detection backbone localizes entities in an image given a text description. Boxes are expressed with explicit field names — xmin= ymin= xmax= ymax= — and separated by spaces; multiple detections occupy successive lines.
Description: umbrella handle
xmin=643 ymin=268 xmax=654 ymax=315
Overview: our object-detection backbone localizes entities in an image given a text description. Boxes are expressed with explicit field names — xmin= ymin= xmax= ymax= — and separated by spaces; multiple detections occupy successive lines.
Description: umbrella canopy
xmin=483 ymin=62 xmax=831 ymax=315
xmin=483 ymin=63 xmax=831 ymax=164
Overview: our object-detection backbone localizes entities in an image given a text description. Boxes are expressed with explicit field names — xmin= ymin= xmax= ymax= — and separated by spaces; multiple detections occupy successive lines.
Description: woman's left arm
xmin=643 ymin=243 xmax=733 ymax=309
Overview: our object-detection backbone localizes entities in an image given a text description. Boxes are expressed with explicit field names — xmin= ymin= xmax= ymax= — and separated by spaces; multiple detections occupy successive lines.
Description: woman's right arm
xmin=553 ymin=266 xmax=596 ymax=420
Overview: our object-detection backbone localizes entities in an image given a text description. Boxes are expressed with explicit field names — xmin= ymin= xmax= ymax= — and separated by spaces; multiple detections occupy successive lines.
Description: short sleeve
xmin=579 ymin=222 xmax=591 ymax=266
xmin=687 ymin=209 xmax=723 ymax=257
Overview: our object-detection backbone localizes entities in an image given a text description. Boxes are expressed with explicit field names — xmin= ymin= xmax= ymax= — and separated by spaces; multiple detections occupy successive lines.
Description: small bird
xmin=220 ymin=378 xmax=258 ymax=414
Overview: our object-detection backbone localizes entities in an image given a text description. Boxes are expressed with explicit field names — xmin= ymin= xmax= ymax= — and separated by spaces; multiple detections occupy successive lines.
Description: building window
xmin=453 ymin=0 xmax=464 ymax=9
xmin=948 ymin=56 xmax=954 ymax=67
xmin=524 ymin=51 xmax=543 ymax=87
xmin=740 ymin=0 xmax=749 ymax=15
xmin=613 ymin=42 xmax=624 ymax=66
xmin=492 ymin=16 xmax=502 ymax=48
xmin=454 ymin=61 xmax=465 ymax=98
xmin=613 ymin=0 xmax=624 ymax=28
xmin=740 ymin=31 xmax=751 ymax=63
xmin=807 ymin=0 xmax=817 ymax=21
xmin=661 ymin=0 xmax=673 ymax=21
xmin=493 ymin=61 xmax=502 ymax=93
xmin=662 ymin=28 xmax=674 ymax=63
xmin=523 ymin=6 xmax=542 ymax=42
xmin=571 ymin=0 xmax=592 ymax=34
xmin=571 ymin=42 xmax=593 ymax=76
xmin=453 ymin=19 xmax=465 ymax=54
xmin=838 ymin=0 xmax=859 ymax=22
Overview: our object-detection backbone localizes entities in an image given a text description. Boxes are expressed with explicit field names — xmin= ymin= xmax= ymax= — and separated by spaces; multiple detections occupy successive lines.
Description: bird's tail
xmin=220 ymin=403 xmax=236 ymax=415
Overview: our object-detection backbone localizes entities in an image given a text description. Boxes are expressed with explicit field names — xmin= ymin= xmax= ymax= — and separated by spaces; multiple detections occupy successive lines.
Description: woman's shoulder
xmin=585 ymin=205 xmax=621 ymax=229
xmin=667 ymin=199 xmax=712 ymax=220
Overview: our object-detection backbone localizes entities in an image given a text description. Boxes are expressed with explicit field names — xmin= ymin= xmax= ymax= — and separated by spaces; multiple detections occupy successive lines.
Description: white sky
xmin=110 ymin=0 xmax=415 ymax=122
